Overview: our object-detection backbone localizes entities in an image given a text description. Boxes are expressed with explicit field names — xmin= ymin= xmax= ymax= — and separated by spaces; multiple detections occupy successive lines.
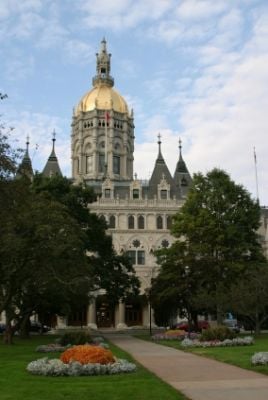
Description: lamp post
xmin=184 ymin=265 xmax=191 ymax=338
xmin=145 ymin=287 xmax=152 ymax=336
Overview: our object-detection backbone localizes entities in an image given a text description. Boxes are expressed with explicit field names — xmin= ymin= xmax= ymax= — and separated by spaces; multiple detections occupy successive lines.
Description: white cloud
xmin=5 ymin=53 xmax=35 ymax=81
xmin=77 ymin=0 xmax=174 ymax=30
xmin=0 ymin=0 xmax=43 ymax=20
xmin=175 ymin=0 xmax=227 ymax=20
xmin=62 ymin=39 xmax=94 ymax=65
xmin=5 ymin=110 xmax=71 ymax=176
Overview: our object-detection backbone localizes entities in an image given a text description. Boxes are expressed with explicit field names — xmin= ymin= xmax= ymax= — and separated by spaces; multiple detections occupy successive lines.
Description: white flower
xmin=26 ymin=358 xmax=137 ymax=376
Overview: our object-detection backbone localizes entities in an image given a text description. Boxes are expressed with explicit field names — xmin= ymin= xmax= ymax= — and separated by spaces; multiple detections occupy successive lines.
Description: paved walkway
xmin=105 ymin=334 xmax=268 ymax=400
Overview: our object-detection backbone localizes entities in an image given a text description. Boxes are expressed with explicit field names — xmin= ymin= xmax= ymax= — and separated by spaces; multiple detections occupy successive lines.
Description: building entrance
xmin=96 ymin=297 xmax=115 ymax=328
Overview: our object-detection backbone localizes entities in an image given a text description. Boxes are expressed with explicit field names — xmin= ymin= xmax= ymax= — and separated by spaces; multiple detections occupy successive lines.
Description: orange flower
xmin=60 ymin=345 xmax=115 ymax=365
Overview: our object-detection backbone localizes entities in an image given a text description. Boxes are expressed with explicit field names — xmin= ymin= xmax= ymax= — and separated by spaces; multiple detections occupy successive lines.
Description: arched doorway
xmin=96 ymin=296 xmax=115 ymax=328
xmin=125 ymin=296 xmax=144 ymax=326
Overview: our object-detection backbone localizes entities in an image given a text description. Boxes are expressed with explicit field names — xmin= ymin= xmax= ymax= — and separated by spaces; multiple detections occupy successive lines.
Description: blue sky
xmin=1 ymin=0 xmax=268 ymax=205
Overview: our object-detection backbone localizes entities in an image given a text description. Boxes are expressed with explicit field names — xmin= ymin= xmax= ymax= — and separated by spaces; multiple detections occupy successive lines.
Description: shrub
xmin=200 ymin=326 xmax=236 ymax=342
xmin=251 ymin=352 xmax=268 ymax=365
xmin=58 ymin=331 xmax=92 ymax=346
xmin=60 ymin=345 xmax=115 ymax=365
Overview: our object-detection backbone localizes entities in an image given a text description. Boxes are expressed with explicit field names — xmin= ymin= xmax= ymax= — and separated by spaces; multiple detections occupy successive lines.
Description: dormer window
xmin=105 ymin=189 xmax=111 ymax=198
xmin=133 ymin=189 xmax=139 ymax=199
xmin=113 ymin=156 xmax=120 ymax=174
xmin=181 ymin=177 xmax=188 ymax=186
xmin=160 ymin=190 xmax=167 ymax=199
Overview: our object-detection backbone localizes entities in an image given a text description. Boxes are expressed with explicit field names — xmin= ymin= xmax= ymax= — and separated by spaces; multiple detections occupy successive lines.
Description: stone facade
xmin=70 ymin=39 xmax=191 ymax=329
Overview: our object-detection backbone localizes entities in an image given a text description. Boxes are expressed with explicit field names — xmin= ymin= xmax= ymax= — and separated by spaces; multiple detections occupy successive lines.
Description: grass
xmin=136 ymin=333 xmax=268 ymax=375
xmin=0 ymin=334 xmax=187 ymax=400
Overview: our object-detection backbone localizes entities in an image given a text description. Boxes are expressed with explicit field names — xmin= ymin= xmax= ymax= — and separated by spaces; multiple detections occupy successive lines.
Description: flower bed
xmin=251 ymin=352 xmax=268 ymax=365
xmin=152 ymin=330 xmax=198 ymax=341
xmin=36 ymin=344 xmax=67 ymax=353
xmin=27 ymin=344 xmax=137 ymax=376
xmin=27 ymin=357 xmax=137 ymax=376
xmin=181 ymin=336 xmax=254 ymax=348
xmin=60 ymin=345 xmax=115 ymax=365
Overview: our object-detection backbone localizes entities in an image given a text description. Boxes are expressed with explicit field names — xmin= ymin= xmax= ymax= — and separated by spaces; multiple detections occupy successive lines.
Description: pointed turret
xmin=16 ymin=136 xmax=34 ymax=180
xmin=173 ymin=138 xmax=191 ymax=198
xmin=92 ymin=38 xmax=114 ymax=88
xmin=148 ymin=134 xmax=173 ymax=198
xmin=42 ymin=130 xmax=62 ymax=177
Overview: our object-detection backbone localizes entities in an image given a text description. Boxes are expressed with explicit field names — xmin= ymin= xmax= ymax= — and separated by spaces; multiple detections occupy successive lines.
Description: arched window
xmin=181 ymin=177 xmax=188 ymax=186
xmin=99 ymin=214 xmax=106 ymax=225
xmin=167 ymin=215 xmax=172 ymax=230
xmin=128 ymin=215 xmax=135 ymax=229
xmin=157 ymin=215 xmax=163 ymax=229
xmin=109 ymin=215 xmax=115 ymax=229
xmin=160 ymin=190 xmax=167 ymax=199
xmin=138 ymin=215 xmax=145 ymax=229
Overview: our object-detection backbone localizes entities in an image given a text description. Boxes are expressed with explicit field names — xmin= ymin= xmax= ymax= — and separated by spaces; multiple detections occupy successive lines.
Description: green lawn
xmin=137 ymin=333 xmax=268 ymax=375
xmin=0 ymin=335 xmax=187 ymax=400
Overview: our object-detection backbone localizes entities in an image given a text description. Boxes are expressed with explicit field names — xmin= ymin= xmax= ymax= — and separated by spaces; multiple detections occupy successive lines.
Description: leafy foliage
xmin=0 ymin=134 xmax=139 ymax=343
xmin=200 ymin=326 xmax=236 ymax=341
xmin=151 ymin=168 xmax=263 ymax=324
xmin=59 ymin=331 xmax=93 ymax=346
xmin=229 ymin=262 xmax=268 ymax=333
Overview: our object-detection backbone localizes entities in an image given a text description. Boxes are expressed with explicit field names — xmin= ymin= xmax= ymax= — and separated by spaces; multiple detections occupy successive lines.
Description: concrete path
xmin=106 ymin=334 xmax=268 ymax=400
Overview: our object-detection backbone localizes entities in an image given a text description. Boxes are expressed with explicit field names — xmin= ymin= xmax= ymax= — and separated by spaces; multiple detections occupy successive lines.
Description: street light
xmin=145 ymin=287 xmax=152 ymax=336
xmin=185 ymin=265 xmax=191 ymax=338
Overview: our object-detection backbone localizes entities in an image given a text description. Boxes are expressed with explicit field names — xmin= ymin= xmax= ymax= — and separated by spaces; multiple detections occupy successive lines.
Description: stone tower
xmin=71 ymin=38 xmax=134 ymax=191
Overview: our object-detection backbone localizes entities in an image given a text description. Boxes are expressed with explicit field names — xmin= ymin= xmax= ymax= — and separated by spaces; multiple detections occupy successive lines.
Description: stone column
xmin=116 ymin=301 xmax=127 ymax=329
xmin=87 ymin=298 xmax=97 ymax=330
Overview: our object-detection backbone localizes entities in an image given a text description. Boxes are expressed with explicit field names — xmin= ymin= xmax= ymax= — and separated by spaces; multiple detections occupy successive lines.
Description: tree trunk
xmin=3 ymin=322 xmax=14 ymax=345
xmin=19 ymin=316 xmax=31 ymax=339
xmin=254 ymin=312 xmax=261 ymax=335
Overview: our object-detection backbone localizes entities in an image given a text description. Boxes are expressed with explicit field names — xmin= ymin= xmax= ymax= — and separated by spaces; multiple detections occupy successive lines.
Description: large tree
xmin=32 ymin=174 xmax=140 ymax=304
xmin=0 ymin=133 xmax=139 ymax=343
xmin=0 ymin=179 xmax=90 ymax=343
xmin=229 ymin=262 xmax=268 ymax=334
xmin=152 ymin=168 xmax=263 ymax=324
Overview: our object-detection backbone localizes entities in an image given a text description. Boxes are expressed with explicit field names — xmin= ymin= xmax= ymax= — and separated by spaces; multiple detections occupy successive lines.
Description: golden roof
xmin=75 ymin=84 xmax=129 ymax=116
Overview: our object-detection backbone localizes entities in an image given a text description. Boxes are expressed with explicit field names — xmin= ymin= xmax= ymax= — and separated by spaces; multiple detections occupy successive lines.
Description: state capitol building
xmin=15 ymin=39 xmax=268 ymax=330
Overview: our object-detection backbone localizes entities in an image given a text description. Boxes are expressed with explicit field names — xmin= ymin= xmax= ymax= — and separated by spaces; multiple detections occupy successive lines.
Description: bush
xmin=58 ymin=331 xmax=92 ymax=346
xmin=200 ymin=326 xmax=236 ymax=342
xmin=251 ymin=352 xmax=268 ymax=365
xmin=60 ymin=345 xmax=115 ymax=365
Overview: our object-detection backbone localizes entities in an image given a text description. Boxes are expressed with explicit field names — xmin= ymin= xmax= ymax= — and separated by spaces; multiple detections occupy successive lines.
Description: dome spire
xmin=93 ymin=38 xmax=114 ymax=88
xmin=175 ymin=138 xmax=188 ymax=173
xmin=173 ymin=137 xmax=192 ymax=197
xmin=42 ymin=130 xmax=62 ymax=177
xmin=179 ymin=137 xmax=182 ymax=157
xmin=157 ymin=133 xmax=164 ymax=161
xmin=148 ymin=134 xmax=173 ymax=198
xmin=16 ymin=135 xmax=33 ymax=180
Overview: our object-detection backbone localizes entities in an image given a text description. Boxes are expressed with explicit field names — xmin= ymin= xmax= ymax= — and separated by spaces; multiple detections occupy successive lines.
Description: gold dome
xmin=75 ymin=84 xmax=129 ymax=116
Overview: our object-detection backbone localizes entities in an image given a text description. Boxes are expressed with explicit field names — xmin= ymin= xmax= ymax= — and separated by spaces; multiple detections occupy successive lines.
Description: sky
xmin=1 ymin=0 xmax=268 ymax=205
